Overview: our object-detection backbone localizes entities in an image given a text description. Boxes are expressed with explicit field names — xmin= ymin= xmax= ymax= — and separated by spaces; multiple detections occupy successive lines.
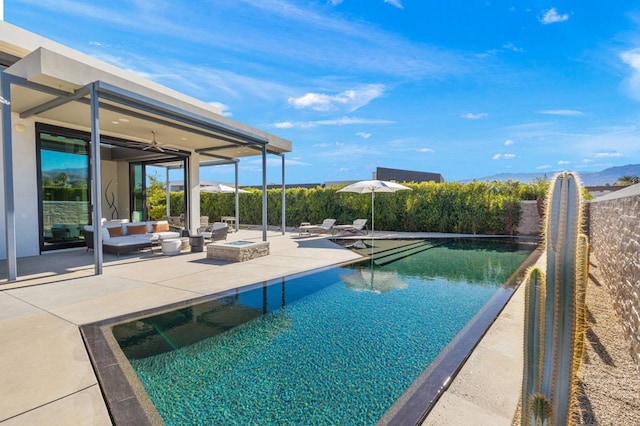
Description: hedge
xmin=158 ymin=180 xmax=549 ymax=235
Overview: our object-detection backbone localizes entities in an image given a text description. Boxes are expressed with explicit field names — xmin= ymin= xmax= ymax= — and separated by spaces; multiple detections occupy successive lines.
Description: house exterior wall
xmin=100 ymin=160 xmax=119 ymax=220
xmin=588 ymin=184 xmax=640 ymax=366
xmin=0 ymin=112 xmax=40 ymax=258
xmin=0 ymin=113 xmax=125 ymax=259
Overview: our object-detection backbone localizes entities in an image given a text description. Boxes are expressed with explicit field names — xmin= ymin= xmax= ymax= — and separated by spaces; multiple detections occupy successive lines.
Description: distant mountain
xmin=465 ymin=164 xmax=640 ymax=186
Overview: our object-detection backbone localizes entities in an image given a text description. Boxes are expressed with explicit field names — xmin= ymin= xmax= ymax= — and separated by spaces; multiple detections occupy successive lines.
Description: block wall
xmin=517 ymin=200 xmax=542 ymax=236
xmin=588 ymin=185 xmax=640 ymax=366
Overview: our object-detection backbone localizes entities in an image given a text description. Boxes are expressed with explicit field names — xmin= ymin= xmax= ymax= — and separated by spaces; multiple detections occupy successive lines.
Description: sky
xmin=6 ymin=1 xmax=640 ymax=185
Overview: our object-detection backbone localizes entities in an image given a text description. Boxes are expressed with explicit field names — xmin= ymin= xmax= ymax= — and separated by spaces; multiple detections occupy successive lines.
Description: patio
xmin=0 ymin=230 xmax=535 ymax=425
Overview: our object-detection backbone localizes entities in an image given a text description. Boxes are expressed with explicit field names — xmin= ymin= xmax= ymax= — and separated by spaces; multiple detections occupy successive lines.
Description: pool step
xmin=364 ymin=240 xmax=426 ymax=258
xmin=372 ymin=241 xmax=434 ymax=266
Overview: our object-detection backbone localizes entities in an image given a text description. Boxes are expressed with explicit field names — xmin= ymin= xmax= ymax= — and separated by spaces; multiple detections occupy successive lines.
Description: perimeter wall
xmin=588 ymin=184 xmax=640 ymax=366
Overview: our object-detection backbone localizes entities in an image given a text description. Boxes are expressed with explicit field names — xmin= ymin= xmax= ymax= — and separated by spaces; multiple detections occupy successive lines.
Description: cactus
xmin=521 ymin=172 xmax=589 ymax=426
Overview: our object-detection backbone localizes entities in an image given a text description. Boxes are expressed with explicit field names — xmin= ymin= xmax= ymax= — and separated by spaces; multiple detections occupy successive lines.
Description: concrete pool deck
xmin=0 ymin=230 xmax=537 ymax=425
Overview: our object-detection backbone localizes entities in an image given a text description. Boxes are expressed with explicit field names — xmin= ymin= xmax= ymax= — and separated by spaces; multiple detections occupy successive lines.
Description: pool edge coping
xmin=378 ymin=245 xmax=542 ymax=425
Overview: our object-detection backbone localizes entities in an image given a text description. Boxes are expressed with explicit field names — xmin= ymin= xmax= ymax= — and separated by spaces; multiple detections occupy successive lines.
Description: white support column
xmin=165 ymin=167 xmax=170 ymax=217
xmin=2 ymin=73 xmax=17 ymax=281
xmin=281 ymin=154 xmax=285 ymax=235
xmin=90 ymin=83 xmax=103 ymax=275
xmin=262 ymin=144 xmax=267 ymax=241
xmin=188 ymin=151 xmax=200 ymax=235
xmin=234 ymin=161 xmax=240 ymax=232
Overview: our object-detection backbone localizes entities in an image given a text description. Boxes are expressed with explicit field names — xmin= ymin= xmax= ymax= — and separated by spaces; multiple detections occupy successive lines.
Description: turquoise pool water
xmin=113 ymin=239 xmax=533 ymax=425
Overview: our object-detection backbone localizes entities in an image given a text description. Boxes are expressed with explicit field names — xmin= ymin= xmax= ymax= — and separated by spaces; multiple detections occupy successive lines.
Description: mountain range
xmin=465 ymin=164 xmax=640 ymax=186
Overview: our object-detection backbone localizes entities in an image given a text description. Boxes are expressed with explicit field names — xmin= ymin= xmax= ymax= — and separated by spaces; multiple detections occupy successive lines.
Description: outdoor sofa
xmin=84 ymin=220 xmax=181 ymax=256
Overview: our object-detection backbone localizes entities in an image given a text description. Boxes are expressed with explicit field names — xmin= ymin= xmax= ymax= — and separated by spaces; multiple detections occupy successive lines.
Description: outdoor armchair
xmin=199 ymin=222 xmax=228 ymax=241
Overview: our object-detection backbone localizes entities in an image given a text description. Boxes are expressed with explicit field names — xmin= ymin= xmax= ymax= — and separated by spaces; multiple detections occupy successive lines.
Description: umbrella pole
xmin=371 ymin=191 xmax=375 ymax=237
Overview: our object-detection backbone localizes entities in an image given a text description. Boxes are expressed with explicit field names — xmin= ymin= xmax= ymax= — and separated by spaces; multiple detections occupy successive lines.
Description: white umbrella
xmin=201 ymin=183 xmax=249 ymax=193
xmin=337 ymin=180 xmax=411 ymax=236
xmin=341 ymin=268 xmax=407 ymax=294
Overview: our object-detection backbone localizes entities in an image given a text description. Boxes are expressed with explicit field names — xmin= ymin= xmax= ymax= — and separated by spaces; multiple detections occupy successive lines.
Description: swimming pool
xmin=103 ymin=238 xmax=536 ymax=425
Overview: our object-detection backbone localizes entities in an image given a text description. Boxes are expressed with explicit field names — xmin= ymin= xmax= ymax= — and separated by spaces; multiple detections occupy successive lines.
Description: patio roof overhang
xmin=1 ymin=45 xmax=291 ymax=282
xmin=5 ymin=47 xmax=291 ymax=160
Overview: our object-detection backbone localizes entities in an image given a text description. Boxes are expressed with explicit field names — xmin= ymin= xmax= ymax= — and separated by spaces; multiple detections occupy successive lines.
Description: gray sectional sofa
xmin=84 ymin=220 xmax=181 ymax=256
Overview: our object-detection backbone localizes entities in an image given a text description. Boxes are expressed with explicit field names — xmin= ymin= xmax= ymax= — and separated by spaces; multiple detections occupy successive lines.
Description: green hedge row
xmin=160 ymin=180 xmax=549 ymax=235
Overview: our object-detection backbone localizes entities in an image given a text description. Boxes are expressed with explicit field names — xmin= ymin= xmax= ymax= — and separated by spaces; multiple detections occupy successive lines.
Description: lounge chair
xmin=298 ymin=219 xmax=336 ymax=236
xmin=333 ymin=218 xmax=368 ymax=235
xmin=199 ymin=222 xmax=228 ymax=241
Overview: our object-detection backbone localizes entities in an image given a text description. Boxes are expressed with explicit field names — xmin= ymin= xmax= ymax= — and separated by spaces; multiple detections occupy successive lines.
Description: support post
xmin=165 ymin=167 xmax=170 ymax=217
xmin=234 ymin=160 xmax=239 ymax=232
xmin=90 ymin=82 xmax=104 ymax=275
xmin=1 ymin=73 xmax=17 ymax=281
xmin=281 ymin=154 xmax=285 ymax=235
xmin=262 ymin=144 xmax=267 ymax=241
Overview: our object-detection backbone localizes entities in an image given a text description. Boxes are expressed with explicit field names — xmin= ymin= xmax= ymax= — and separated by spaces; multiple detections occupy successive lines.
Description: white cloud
xmin=329 ymin=0 xmax=343 ymax=4
xmin=504 ymin=139 xmax=515 ymax=146
xmin=313 ymin=141 xmax=344 ymax=148
xmin=417 ymin=148 xmax=435 ymax=153
xmin=593 ymin=150 xmax=623 ymax=158
xmin=339 ymin=167 xmax=349 ymax=172
xmin=538 ymin=109 xmax=584 ymax=116
xmin=272 ymin=116 xmax=393 ymax=129
xmin=25 ymin=0 xmax=468 ymax=82
xmin=503 ymin=42 xmax=524 ymax=53
xmin=620 ymin=48 xmax=640 ymax=101
xmin=288 ymin=84 xmax=385 ymax=112
xmin=540 ymin=8 xmax=569 ymax=24
xmin=356 ymin=132 xmax=371 ymax=139
xmin=558 ymin=160 xmax=571 ymax=165
xmin=208 ymin=101 xmax=232 ymax=117
xmin=492 ymin=153 xmax=516 ymax=160
xmin=384 ymin=0 xmax=404 ymax=9
xmin=536 ymin=165 xmax=553 ymax=170
xmin=460 ymin=112 xmax=488 ymax=120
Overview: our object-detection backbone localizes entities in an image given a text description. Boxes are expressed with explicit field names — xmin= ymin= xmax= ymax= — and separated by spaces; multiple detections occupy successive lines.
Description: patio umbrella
xmin=337 ymin=180 xmax=411 ymax=236
xmin=341 ymin=267 xmax=407 ymax=294
xmin=201 ymin=183 xmax=249 ymax=193
xmin=201 ymin=183 xmax=248 ymax=232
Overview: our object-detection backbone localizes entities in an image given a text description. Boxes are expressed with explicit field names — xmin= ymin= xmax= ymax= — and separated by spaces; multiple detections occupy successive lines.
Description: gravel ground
xmin=514 ymin=259 xmax=640 ymax=425
xmin=576 ymin=260 xmax=640 ymax=425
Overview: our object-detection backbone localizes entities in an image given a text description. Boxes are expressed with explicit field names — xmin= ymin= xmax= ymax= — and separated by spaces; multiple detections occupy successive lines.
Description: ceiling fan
xmin=140 ymin=130 xmax=183 ymax=153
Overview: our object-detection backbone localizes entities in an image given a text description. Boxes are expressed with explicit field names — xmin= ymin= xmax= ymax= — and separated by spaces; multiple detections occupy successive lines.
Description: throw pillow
xmin=152 ymin=222 xmax=170 ymax=232
xmin=127 ymin=224 xmax=148 ymax=235
xmin=107 ymin=226 xmax=123 ymax=237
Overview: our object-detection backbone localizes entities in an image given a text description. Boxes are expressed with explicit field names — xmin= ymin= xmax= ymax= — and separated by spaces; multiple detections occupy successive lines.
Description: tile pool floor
xmin=0 ymin=230 xmax=538 ymax=425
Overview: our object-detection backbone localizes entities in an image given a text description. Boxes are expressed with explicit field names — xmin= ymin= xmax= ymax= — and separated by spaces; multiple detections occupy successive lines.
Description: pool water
xmin=113 ymin=239 xmax=533 ymax=425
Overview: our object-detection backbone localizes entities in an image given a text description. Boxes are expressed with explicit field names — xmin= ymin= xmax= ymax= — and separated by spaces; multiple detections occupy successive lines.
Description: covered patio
xmin=0 ymin=33 xmax=291 ymax=282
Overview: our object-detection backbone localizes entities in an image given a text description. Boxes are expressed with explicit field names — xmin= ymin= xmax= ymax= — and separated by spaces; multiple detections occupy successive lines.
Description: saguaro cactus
xmin=521 ymin=172 xmax=589 ymax=426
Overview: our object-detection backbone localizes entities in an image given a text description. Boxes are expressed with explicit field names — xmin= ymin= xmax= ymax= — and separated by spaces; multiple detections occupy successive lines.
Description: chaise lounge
xmin=298 ymin=219 xmax=336 ymax=236
xmin=332 ymin=218 xmax=368 ymax=235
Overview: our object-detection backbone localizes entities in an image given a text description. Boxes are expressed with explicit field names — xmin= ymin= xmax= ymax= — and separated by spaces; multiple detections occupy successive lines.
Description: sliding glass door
xmin=37 ymin=126 xmax=91 ymax=251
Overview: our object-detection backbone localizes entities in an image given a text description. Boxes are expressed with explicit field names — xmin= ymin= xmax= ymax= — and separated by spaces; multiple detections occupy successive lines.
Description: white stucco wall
xmin=117 ymin=162 xmax=130 ymax=221
xmin=0 ymin=113 xmax=40 ymax=258
xmin=0 ymin=116 xmax=133 ymax=259
xmin=100 ymin=160 xmax=118 ymax=220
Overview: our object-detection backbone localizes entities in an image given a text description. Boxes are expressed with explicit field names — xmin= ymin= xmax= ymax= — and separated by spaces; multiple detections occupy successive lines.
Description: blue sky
xmin=7 ymin=1 xmax=640 ymax=184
